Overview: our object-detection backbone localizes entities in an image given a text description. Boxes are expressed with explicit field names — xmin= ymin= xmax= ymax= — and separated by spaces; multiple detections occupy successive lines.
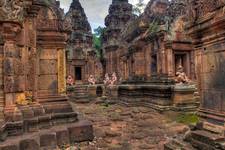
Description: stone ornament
xmin=0 ymin=0 xmax=24 ymax=22
xmin=175 ymin=66 xmax=190 ymax=84
xmin=88 ymin=75 xmax=96 ymax=85
xmin=103 ymin=73 xmax=110 ymax=85
xmin=110 ymin=72 xmax=118 ymax=85
xmin=66 ymin=75 xmax=74 ymax=86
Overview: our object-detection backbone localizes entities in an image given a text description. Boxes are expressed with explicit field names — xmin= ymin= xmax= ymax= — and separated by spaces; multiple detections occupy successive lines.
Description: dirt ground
xmin=66 ymin=102 xmax=188 ymax=150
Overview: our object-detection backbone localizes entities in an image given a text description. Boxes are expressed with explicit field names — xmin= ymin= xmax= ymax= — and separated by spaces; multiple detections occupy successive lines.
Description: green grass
xmin=176 ymin=113 xmax=199 ymax=125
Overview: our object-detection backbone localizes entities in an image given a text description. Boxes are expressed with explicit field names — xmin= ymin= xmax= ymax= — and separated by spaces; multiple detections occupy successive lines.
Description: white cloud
xmin=59 ymin=0 xmax=150 ymax=30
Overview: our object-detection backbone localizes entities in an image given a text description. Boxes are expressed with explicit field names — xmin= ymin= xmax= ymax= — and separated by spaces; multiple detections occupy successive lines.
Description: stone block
xmin=173 ymin=84 xmax=196 ymax=104
xmin=4 ymin=76 xmax=14 ymax=93
xmin=38 ymin=75 xmax=57 ymax=91
xmin=39 ymin=49 xmax=57 ymax=60
xmin=39 ymin=60 xmax=57 ymax=75
xmin=68 ymin=120 xmax=94 ymax=143
xmin=0 ymin=144 xmax=19 ymax=150
xmin=4 ymin=58 xmax=14 ymax=75
xmin=5 ymin=121 xmax=23 ymax=136
xmin=14 ymin=76 xmax=25 ymax=92
xmin=14 ymin=59 xmax=24 ymax=75
xmin=40 ymin=133 xmax=56 ymax=149
xmin=18 ymin=106 xmax=34 ymax=119
xmin=88 ymin=85 xmax=97 ymax=98
xmin=19 ymin=138 xmax=40 ymax=150
xmin=24 ymin=118 xmax=39 ymax=132
xmin=31 ymin=104 xmax=45 ymax=117
xmin=55 ymin=128 xmax=70 ymax=147
xmin=38 ymin=115 xmax=51 ymax=129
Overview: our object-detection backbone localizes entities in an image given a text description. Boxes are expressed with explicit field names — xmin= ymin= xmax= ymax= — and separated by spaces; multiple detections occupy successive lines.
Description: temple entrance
xmin=151 ymin=55 xmax=157 ymax=75
xmin=75 ymin=67 xmax=82 ymax=81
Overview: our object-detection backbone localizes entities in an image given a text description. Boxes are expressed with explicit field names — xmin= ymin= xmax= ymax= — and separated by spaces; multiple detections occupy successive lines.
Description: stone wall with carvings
xmin=0 ymin=0 xmax=68 ymax=105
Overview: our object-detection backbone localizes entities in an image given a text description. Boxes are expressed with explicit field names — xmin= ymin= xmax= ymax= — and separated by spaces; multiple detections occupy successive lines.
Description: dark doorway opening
xmin=75 ymin=67 xmax=82 ymax=81
xmin=96 ymin=86 xmax=103 ymax=97
xmin=151 ymin=55 xmax=157 ymax=75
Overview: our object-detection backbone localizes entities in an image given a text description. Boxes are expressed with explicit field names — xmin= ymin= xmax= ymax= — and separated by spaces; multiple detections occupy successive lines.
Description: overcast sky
xmin=59 ymin=0 xmax=149 ymax=31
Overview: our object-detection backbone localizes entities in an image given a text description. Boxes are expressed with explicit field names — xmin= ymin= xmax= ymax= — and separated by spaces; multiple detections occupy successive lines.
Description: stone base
xmin=0 ymin=95 xmax=93 ymax=143
xmin=0 ymin=120 xmax=94 ymax=150
xmin=106 ymin=85 xmax=118 ymax=102
xmin=68 ymin=85 xmax=91 ymax=103
xmin=118 ymin=78 xmax=199 ymax=112
xmin=165 ymin=120 xmax=225 ymax=150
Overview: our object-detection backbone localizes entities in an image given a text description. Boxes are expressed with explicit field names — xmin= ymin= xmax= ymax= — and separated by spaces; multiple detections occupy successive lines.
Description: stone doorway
xmin=75 ymin=67 xmax=82 ymax=81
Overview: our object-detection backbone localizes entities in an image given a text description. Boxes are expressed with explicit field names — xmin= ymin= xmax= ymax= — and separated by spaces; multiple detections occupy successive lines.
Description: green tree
xmin=93 ymin=26 xmax=106 ymax=59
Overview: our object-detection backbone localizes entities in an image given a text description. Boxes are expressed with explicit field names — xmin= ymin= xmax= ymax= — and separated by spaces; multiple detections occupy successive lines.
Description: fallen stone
xmin=138 ymin=144 xmax=155 ymax=149
xmin=94 ymin=128 xmax=106 ymax=138
xmin=40 ymin=132 xmax=57 ymax=149
xmin=0 ymin=144 xmax=19 ymax=150
xmin=55 ymin=128 xmax=70 ymax=147
xmin=19 ymin=138 xmax=39 ymax=150
xmin=105 ymin=130 xmax=121 ymax=138
xmin=131 ymin=132 xmax=148 ymax=140
xmin=68 ymin=120 xmax=94 ymax=143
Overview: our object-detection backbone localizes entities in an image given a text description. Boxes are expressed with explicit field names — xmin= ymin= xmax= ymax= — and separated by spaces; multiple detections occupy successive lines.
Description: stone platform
xmin=165 ymin=122 xmax=225 ymax=150
xmin=118 ymin=79 xmax=199 ymax=112
xmin=67 ymin=85 xmax=103 ymax=103
xmin=0 ymin=95 xmax=94 ymax=148
xmin=0 ymin=120 xmax=93 ymax=150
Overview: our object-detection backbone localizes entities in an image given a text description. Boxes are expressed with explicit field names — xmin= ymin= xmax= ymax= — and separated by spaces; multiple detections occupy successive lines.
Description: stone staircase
xmin=165 ymin=124 xmax=225 ymax=150
xmin=70 ymin=86 xmax=90 ymax=103
xmin=0 ymin=95 xmax=94 ymax=148
xmin=0 ymin=120 xmax=93 ymax=150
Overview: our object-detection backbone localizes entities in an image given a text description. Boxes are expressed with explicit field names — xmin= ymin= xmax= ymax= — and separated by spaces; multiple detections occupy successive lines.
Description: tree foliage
xmin=93 ymin=26 xmax=106 ymax=59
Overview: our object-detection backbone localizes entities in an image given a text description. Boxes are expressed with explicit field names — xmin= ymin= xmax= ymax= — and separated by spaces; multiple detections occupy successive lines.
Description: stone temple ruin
xmin=0 ymin=0 xmax=224 ymax=149
xmin=0 ymin=0 xmax=93 ymax=149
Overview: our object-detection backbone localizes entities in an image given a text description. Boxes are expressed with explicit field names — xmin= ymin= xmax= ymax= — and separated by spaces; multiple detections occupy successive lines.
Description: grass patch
xmin=176 ymin=113 xmax=199 ymax=125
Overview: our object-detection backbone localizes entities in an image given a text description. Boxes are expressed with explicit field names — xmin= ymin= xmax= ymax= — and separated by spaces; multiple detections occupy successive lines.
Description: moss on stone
xmin=176 ymin=113 xmax=199 ymax=125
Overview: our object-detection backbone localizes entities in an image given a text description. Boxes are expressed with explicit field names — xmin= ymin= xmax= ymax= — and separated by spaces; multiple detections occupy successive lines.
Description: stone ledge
xmin=0 ymin=120 xmax=94 ymax=150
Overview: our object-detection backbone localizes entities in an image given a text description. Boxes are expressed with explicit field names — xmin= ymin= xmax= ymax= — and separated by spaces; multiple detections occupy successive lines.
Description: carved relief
xmin=63 ymin=15 xmax=72 ymax=31
xmin=186 ymin=0 xmax=225 ymax=22
xmin=0 ymin=0 xmax=24 ymax=22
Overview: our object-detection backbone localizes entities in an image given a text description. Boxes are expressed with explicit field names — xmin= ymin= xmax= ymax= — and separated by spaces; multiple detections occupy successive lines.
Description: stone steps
xmin=189 ymin=130 xmax=225 ymax=149
xmin=38 ymin=95 xmax=68 ymax=103
xmin=0 ymin=120 xmax=94 ymax=150
xmin=164 ymin=138 xmax=196 ymax=150
xmin=166 ymin=129 xmax=225 ymax=150
xmin=1 ymin=112 xmax=78 ymax=140
xmin=69 ymin=86 xmax=90 ymax=103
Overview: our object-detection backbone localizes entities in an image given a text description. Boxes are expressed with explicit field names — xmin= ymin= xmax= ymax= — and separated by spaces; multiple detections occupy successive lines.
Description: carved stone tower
xmin=65 ymin=0 xmax=93 ymax=84
xmin=103 ymin=0 xmax=135 ymax=75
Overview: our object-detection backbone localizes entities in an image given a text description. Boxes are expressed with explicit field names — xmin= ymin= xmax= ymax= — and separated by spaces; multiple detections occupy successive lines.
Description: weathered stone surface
xmin=68 ymin=120 xmax=94 ymax=143
xmin=0 ymin=144 xmax=19 ymax=150
xmin=55 ymin=128 xmax=70 ymax=146
xmin=19 ymin=138 xmax=40 ymax=150
xmin=68 ymin=103 xmax=188 ymax=149
xmin=40 ymin=133 xmax=57 ymax=148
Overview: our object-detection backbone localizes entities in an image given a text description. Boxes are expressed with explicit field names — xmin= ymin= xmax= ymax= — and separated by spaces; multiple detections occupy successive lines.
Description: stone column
xmin=2 ymin=22 xmax=23 ymax=121
xmin=58 ymin=48 xmax=66 ymax=94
